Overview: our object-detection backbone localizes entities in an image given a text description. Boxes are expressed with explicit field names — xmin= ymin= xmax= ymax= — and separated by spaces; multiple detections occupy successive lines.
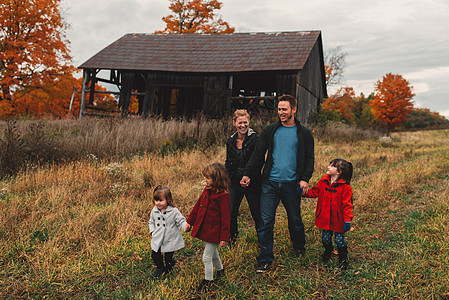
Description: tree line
xmin=0 ymin=0 xmax=447 ymax=131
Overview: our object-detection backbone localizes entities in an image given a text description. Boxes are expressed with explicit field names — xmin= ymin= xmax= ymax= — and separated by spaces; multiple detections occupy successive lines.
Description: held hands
xmin=185 ymin=223 xmax=191 ymax=232
xmin=344 ymin=222 xmax=351 ymax=232
xmin=240 ymin=176 xmax=251 ymax=188
xmin=219 ymin=241 xmax=227 ymax=247
xmin=296 ymin=185 xmax=303 ymax=197
xmin=299 ymin=180 xmax=309 ymax=194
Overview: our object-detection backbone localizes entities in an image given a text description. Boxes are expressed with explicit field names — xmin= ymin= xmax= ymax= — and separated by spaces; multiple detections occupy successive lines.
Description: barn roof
xmin=79 ymin=31 xmax=322 ymax=73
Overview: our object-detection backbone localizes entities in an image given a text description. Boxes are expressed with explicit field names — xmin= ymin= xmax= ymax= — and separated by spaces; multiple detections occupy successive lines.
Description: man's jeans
xmin=257 ymin=180 xmax=305 ymax=263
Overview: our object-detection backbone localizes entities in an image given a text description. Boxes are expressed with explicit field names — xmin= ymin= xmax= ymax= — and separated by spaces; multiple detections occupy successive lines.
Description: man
xmin=240 ymin=94 xmax=314 ymax=272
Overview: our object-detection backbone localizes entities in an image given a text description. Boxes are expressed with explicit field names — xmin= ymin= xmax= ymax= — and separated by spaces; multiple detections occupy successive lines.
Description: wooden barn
xmin=78 ymin=31 xmax=327 ymax=123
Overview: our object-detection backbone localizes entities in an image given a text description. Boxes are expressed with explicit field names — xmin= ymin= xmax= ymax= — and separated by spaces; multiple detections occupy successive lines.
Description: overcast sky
xmin=62 ymin=0 xmax=449 ymax=117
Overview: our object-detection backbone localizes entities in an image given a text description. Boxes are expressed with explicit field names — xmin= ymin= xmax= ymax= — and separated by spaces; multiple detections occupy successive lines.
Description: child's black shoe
xmin=197 ymin=279 xmax=214 ymax=292
xmin=152 ymin=268 xmax=164 ymax=278
xmin=322 ymin=243 xmax=333 ymax=263
xmin=216 ymin=267 xmax=225 ymax=279
xmin=337 ymin=246 xmax=349 ymax=270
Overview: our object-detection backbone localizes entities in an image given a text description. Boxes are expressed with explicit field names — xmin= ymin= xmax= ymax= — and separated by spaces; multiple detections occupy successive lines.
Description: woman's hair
xmin=153 ymin=185 xmax=175 ymax=207
xmin=202 ymin=162 xmax=231 ymax=192
xmin=233 ymin=109 xmax=250 ymax=123
xmin=330 ymin=158 xmax=353 ymax=184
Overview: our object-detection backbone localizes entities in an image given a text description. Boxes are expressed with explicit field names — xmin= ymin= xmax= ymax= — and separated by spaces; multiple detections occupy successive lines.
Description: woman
xmin=225 ymin=109 xmax=261 ymax=245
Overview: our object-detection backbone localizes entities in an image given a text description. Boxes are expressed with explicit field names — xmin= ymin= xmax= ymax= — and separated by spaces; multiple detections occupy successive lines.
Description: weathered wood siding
xmin=296 ymin=36 xmax=327 ymax=124
xmin=203 ymin=75 xmax=231 ymax=117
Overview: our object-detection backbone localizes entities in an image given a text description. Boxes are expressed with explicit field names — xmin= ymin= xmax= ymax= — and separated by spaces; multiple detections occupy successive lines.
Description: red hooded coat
xmin=187 ymin=187 xmax=231 ymax=244
xmin=305 ymin=174 xmax=353 ymax=233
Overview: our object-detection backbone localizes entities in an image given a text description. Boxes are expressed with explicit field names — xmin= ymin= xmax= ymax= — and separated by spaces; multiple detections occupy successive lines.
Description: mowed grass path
xmin=1 ymin=129 xmax=449 ymax=299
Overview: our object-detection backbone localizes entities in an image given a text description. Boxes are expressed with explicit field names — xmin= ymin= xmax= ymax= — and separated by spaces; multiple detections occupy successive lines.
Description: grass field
xmin=1 ymin=126 xmax=449 ymax=299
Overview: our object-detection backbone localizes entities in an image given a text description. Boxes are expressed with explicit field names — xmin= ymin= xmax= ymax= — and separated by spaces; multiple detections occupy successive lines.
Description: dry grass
xmin=1 ymin=123 xmax=449 ymax=298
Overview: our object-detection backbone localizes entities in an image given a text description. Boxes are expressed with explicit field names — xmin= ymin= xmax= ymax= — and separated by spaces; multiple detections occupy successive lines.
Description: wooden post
xmin=79 ymin=69 xmax=90 ymax=119
xmin=141 ymin=73 xmax=156 ymax=118
xmin=69 ymin=86 xmax=76 ymax=113
xmin=119 ymin=71 xmax=134 ymax=117
xmin=88 ymin=70 xmax=96 ymax=105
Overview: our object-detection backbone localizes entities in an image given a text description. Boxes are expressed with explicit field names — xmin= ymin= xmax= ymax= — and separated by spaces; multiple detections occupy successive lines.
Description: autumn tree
xmin=399 ymin=108 xmax=449 ymax=130
xmin=0 ymin=0 xmax=72 ymax=104
xmin=353 ymin=93 xmax=376 ymax=128
xmin=370 ymin=73 xmax=414 ymax=131
xmin=157 ymin=0 xmax=235 ymax=33
xmin=324 ymin=46 xmax=347 ymax=86
xmin=322 ymin=87 xmax=356 ymax=124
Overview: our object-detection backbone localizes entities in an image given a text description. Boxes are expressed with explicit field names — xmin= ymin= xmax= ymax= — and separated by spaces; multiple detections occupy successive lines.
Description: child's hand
xmin=149 ymin=232 xmax=152 ymax=236
xmin=299 ymin=180 xmax=309 ymax=194
xmin=344 ymin=222 xmax=351 ymax=232
xmin=219 ymin=241 xmax=227 ymax=247
xmin=185 ymin=223 xmax=191 ymax=232
xmin=297 ymin=185 xmax=303 ymax=196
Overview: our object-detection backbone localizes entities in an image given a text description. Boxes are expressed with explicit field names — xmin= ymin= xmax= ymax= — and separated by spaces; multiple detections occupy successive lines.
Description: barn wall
xmin=276 ymin=73 xmax=297 ymax=97
xmin=203 ymin=75 xmax=231 ymax=117
xmin=296 ymin=35 xmax=327 ymax=124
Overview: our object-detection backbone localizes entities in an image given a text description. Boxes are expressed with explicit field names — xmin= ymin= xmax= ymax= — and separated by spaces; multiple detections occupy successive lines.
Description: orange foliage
xmin=0 ymin=72 xmax=117 ymax=119
xmin=0 ymin=0 xmax=71 ymax=101
xmin=370 ymin=73 xmax=414 ymax=131
xmin=322 ymin=87 xmax=356 ymax=123
xmin=157 ymin=0 xmax=235 ymax=33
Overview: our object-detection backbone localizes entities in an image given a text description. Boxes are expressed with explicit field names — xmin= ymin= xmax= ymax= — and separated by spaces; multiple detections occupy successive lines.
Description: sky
xmin=62 ymin=0 xmax=449 ymax=118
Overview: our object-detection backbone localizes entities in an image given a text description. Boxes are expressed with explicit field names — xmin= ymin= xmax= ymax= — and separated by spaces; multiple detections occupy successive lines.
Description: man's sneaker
xmin=255 ymin=261 xmax=271 ymax=273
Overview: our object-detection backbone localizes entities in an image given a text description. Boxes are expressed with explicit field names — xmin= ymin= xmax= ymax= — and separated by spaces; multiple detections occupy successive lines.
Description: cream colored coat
xmin=149 ymin=205 xmax=187 ymax=252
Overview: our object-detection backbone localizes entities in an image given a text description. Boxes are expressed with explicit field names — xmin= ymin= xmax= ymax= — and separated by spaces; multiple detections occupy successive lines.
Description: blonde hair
xmin=233 ymin=109 xmax=250 ymax=123
xmin=202 ymin=162 xmax=230 ymax=193
xmin=153 ymin=185 xmax=175 ymax=207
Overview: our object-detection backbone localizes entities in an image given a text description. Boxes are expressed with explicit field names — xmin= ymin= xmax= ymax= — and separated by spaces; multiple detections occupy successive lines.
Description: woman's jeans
xmin=229 ymin=184 xmax=261 ymax=241
xmin=257 ymin=180 xmax=305 ymax=263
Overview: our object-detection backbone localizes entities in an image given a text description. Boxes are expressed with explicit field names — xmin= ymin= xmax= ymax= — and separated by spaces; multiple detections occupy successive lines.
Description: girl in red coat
xmin=187 ymin=162 xmax=231 ymax=291
xmin=303 ymin=158 xmax=353 ymax=270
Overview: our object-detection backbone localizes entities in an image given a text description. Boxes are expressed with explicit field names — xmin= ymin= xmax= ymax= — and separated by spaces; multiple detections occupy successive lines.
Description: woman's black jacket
xmin=225 ymin=128 xmax=261 ymax=192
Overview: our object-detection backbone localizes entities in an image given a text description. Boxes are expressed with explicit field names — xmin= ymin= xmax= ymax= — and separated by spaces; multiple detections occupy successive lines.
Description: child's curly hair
xmin=153 ymin=185 xmax=176 ymax=207
xmin=202 ymin=162 xmax=230 ymax=193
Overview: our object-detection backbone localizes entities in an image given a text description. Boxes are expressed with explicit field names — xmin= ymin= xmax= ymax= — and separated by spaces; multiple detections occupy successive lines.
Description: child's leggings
xmin=203 ymin=242 xmax=223 ymax=280
xmin=322 ymin=230 xmax=347 ymax=247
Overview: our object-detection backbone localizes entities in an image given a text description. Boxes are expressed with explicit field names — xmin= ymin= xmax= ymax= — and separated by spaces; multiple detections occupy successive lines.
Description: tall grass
xmin=0 ymin=116 xmax=380 ymax=178
xmin=1 ymin=119 xmax=448 ymax=298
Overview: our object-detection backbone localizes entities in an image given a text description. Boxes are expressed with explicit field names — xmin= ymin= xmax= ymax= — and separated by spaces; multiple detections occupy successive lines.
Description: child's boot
xmin=197 ymin=279 xmax=213 ymax=292
xmin=216 ymin=266 xmax=225 ymax=279
xmin=151 ymin=251 xmax=165 ymax=278
xmin=164 ymin=257 xmax=175 ymax=275
xmin=337 ymin=246 xmax=349 ymax=270
xmin=322 ymin=243 xmax=333 ymax=263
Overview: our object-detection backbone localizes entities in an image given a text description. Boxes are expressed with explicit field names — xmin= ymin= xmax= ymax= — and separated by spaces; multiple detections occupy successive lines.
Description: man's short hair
xmin=278 ymin=94 xmax=297 ymax=109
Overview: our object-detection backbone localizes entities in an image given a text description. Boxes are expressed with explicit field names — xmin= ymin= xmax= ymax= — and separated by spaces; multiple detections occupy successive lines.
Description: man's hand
xmin=219 ymin=241 xmax=227 ymax=247
xmin=299 ymin=180 xmax=309 ymax=194
xmin=240 ymin=176 xmax=251 ymax=188
xmin=185 ymin=223 xmax=191 ymax=232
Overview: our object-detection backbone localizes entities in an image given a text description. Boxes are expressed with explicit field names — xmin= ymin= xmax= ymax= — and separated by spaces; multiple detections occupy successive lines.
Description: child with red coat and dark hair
xmin=301 ymin=158 xmax=353 ymax=270
xmin=187 ymin=162 xmax=231 ymax=291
